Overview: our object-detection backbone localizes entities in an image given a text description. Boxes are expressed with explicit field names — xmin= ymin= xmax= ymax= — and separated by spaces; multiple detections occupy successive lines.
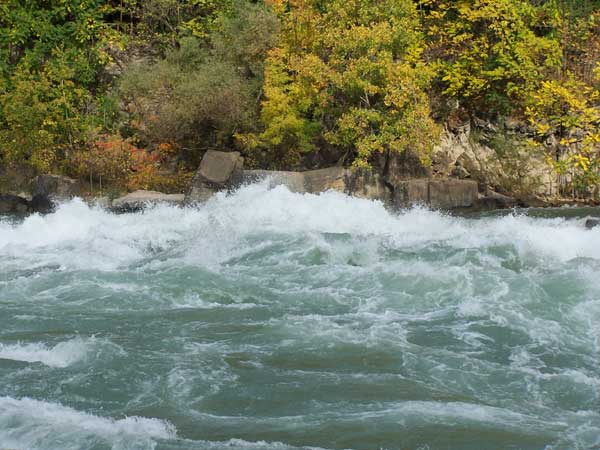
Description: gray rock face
xmin=0 ymin=194 xmax=30 ymax=214
xmin=31 ymin=174 xmax=79 ymax=200
xmin=304 ymin=167 xmax=347 ymax=193
xmin=391 ymin=179 xmax=478 ymax=209
xmin=345 ymin=169 xmax=390 ymax=202
xmin=585 ymin=218 xmax=600 ymax=229
xmin=477 ymin=190 xmax=518 ymax=210
xmin=186 ymin=151 xmax=244 ymax=203
xmin=111 ymin=190 xmax=185 ymax=212
xmin=429 ymin=179 xmax=479 ymax=209
xmin=385 ymin=150 xmax=431 ymax=186
xmin=393 ymin=179 xmax=430 ymax=207
xmin=186 ymin=149 xmax=481 ymax=211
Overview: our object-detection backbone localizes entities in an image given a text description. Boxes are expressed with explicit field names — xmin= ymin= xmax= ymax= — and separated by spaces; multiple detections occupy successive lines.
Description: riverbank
xmin=4 ymin=147 xmax=598 ymax=216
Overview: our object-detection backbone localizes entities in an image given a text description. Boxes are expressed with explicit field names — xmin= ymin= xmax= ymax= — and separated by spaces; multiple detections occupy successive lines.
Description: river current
xmin=1 ymin=182 xmax=599 ymax=450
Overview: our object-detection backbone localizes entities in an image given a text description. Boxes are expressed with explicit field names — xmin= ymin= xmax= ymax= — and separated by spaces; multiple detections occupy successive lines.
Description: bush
xmin=248 ymin=0 xmax=440 ymax=169
xmin=119 ymin=2 xmax=279 ymax=165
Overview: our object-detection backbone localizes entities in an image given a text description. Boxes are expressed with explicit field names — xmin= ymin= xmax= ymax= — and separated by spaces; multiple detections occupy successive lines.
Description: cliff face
xmin=430 ymin=124 xmax=570 ymax=205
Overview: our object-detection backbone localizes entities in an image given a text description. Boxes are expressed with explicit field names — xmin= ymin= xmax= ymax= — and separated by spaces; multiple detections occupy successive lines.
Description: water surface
xmin=1 ymin=183 xmax=599 ymax=450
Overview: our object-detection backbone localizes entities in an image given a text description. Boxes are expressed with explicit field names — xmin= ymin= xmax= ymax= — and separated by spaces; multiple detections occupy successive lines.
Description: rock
xmin=385 ymin=149 xmax=430 ymax=186
xmin=451 ymin=163 xmax=471 ymax=179
xmin=477 ymin=190 xmax=518 ymax=210
xmin=31 ymin=174 xmax=79 ymax=200
xmin=186 ymin=151 xmax=244 ymax=203
xmin=429 ymin=179 xmax=479 ymax=209
xmin=391 ymin=178 xmax=479 ymax=210
xmin=29 ymin=194 xmax=55 ymax=214
xmin=304 ymin=167 xmax=348 ymax=193
xmin=473 ymin=116 xmax=498 ymax=133
xmin=393 ymin=179 xmax=430 ymax=208
xmin=345 ymin=169 xmax=390 ymax=202
xmin=0 ymin=194 xmax=30 ymax=214
xmin=111 ymin=190 xmax=185 ymax=212
xmin=585 ymin=218 xmax=600 ymax=229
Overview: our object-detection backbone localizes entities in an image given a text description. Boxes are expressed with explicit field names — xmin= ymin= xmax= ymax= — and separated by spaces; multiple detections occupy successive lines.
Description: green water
xmin=1 ymin=184 xmax=599 ymax=450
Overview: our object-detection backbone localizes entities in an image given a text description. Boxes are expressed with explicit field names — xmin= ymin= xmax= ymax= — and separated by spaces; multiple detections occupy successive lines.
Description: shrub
xmin=248 ymin=0 xmax=440 ymax=169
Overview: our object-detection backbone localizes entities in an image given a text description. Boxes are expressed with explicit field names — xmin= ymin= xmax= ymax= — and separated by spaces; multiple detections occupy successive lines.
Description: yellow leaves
xmin=258 ymin=0 xmax=438 ymax=167
xmin=572 ymin=154 xmax=591 ymax=172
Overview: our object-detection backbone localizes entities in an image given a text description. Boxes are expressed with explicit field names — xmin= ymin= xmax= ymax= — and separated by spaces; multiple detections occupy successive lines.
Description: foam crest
xmin=0 ymin=337 xmax=93 ymax=368
xmin=0 ymin=396 xmax=176 ymax=450
xmin=0 ymin=183 xmax=598 ymax=273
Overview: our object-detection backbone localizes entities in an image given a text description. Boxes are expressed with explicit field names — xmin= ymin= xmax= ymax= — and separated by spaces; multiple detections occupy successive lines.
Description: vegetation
xmin=0 ymin=0 xmax=599 ymax=196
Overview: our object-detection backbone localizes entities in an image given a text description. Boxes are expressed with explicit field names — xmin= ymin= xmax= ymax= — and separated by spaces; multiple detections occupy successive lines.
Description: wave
xmin=0 ymin=337 xmax=94 ymax=368
xmin=0 ymin=396 xmax=176 ymax=450
xmin=0 ymin=182 xmax=599 ymax=273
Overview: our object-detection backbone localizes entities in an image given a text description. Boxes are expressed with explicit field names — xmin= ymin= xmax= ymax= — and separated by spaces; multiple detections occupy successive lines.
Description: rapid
xmin=1 ymin=181 xmax=599 ymax=450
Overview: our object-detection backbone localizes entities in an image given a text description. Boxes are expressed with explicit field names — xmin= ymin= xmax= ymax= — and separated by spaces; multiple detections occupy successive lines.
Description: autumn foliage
xmin=0 ymin=0 xmax=599 ymax=196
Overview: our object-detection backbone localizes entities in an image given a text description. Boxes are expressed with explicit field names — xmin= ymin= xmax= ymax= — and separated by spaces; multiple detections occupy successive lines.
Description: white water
xmin=0 ymin=338 xmax=93 ymax=368
xmin=0 ymin=397 xmax=176 ymax=450
xmin=1 ymin=182 xmax=599 ymax=450
xmin=0 ymin=183 xmax=598 ymax=271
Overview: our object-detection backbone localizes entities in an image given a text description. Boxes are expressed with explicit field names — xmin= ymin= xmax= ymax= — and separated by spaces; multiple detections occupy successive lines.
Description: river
xmin=1 ymin=182 xmax=599 ymax=450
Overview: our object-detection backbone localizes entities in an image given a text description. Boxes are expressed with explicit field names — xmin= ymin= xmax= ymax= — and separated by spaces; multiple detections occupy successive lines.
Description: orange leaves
xmin=69 ymin=135 xmax=184 ymax=192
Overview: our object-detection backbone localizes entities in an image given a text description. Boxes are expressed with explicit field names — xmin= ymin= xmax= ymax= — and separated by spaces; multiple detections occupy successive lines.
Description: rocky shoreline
xmin=0 ymin=147 xmax=597 ymax=216
xmin=0 ymin=153 xmax=497 ymax=215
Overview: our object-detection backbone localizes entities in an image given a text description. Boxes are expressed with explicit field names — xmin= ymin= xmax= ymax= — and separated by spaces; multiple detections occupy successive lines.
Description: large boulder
xmin=31 ymin=174 xmax=79 ymax=201
xmin=29 ymin=194 xmax=55 ymax=214
xmin=186 ymin=151 xmax=244 ymax=203
xmin=476 ymin=190 xmax=518 ymax=210
xmin=111 ymin=190 xmax=185 ymax=212
xmin=429 ymin=179 xmax=479 ymax=209
xmin=345 ymin=169 xmax=390 ymax=202
xmin=304 ymin=167 xmax=348 ymax=193
xmin=0 ymin=194 xmax=30 ymax=214
xmin=393 ymin=179 xmax=430 ymax=208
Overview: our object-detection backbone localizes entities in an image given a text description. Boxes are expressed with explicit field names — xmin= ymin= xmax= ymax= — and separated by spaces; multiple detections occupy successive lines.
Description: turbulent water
xmin=1 ymin=182 xmax=600 ymax=450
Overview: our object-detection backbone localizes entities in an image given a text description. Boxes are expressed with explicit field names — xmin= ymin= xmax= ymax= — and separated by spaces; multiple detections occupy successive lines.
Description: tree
xmin=420 ymin=0 xmax=563 ymax=116
xmin=250 ymin=0 xmax=439 ymax=169
xmin=0 ymin=0 xmax=120 ymax=172
xmin=526 ymin=75 xmax=600 ymax=194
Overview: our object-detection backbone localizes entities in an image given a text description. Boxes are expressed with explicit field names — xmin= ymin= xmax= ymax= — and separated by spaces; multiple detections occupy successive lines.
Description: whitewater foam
xmin=1 ymin=182 xmax=600 ymax=450
xmin=0 ymin=337 xmax=93 ymax=368
xmin=0 ymin=183 xmax=599 ymax=273
xmin=0 ymin=396 xmax=176 ymax=450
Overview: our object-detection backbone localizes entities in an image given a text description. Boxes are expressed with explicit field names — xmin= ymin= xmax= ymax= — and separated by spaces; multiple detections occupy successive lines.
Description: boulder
xmin=477 ymin=190 xmax=518 ymax=210
xmin=345 ymin=169 xmax=390 ymax=202
xmin=31 ymin=174 xmax=79 ymax=200
xmin=186 ymin=151 xmax=244 ymax=203
xmin=429 ymin=179 xmax=479 ymax=209
xmin=0 ymin=194 xmax=30 ymax=214
xmin=111 ymin=190 xmax=185 ymax=212
xmin=585 ymin=218 xmax=600 ymax=229
xmin=29 ymin=194 xmax=55 ymax=214
xmin=393 ymin=179 xmax=430 ymax=208
xmin=304 ymin=167 xmax=348 ymax=193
